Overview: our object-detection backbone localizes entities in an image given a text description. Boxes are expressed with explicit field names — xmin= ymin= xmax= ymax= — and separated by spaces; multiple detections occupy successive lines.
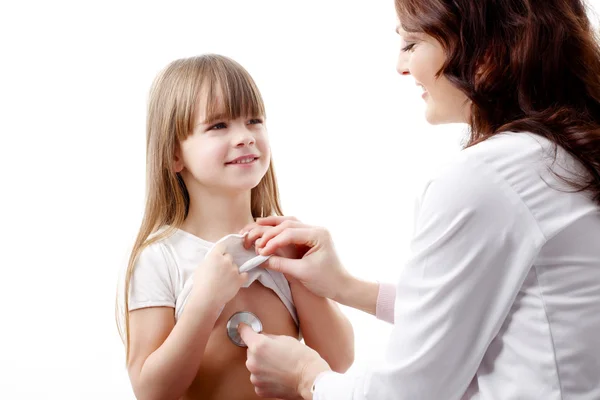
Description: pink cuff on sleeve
xmin=375 ymin=282 xmax=396 ymax=324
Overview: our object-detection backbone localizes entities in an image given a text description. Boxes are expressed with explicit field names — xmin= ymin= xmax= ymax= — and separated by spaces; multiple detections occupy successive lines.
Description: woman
xmin=237 ymin=0 xmax=600 ymax=399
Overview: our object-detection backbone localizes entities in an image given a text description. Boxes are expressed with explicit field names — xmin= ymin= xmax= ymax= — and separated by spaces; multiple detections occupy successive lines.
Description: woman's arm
xmin=335 ymin=278 xmax=396 ymax=324
xmin=127 ymin=289 xmax=221 ymax=400
xmin=242 ymin=218 xmax=397 ymax=324
xmin=304 ymin=156 xmax=547 ymax=399
xmin=290 ymin=278 xmax=355 ymax=373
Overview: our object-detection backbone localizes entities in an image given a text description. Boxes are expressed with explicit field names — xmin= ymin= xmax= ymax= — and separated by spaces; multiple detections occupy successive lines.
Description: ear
xmin=173 ymin=145 xmax=184 ymax=173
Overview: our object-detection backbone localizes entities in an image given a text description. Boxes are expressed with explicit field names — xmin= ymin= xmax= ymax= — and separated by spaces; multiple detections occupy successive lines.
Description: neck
xmin=180 ymin=185 xmax=254 ymax=243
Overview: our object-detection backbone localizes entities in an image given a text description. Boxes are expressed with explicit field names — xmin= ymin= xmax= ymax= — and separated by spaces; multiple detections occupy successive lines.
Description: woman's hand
xmin=240 ymin=216 xmax=352 ymax=301
xmin=238 ymin=324 xmax=331 ymax=399
xmin=241 ymin=217 xmax=307 ymax=260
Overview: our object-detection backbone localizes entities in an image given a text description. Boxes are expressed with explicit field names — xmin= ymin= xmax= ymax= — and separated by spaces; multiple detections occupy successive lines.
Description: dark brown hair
xmin=396 ymin=0 xmax=600 ymax=204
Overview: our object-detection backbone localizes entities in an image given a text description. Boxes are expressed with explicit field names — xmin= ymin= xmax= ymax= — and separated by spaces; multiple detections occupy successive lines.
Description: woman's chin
xmin=425 ymin=107 xmax=456 ymax=126
xmin=424 ymin=107 xmax=441 ymax=125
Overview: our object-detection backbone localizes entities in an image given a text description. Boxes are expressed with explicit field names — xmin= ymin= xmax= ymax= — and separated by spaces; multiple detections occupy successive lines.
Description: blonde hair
xmin=116 ymin=54 xmax=283 ymax=362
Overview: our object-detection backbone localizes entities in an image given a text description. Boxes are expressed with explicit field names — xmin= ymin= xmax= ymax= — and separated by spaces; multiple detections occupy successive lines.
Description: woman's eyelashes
xmin=402 ymin=42 xmax=417 ymax=52
xmin=401 ymin=34 xmax=421 ymax=52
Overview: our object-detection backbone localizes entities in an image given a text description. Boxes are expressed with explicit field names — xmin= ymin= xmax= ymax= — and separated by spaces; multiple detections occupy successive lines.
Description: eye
xmin=247 ymin=118 xmax=263 ymax=125
xmin=402 ymin=43 xmax=416 ymax=52
xmin=209 ymin=122 xmax=227 ymax=130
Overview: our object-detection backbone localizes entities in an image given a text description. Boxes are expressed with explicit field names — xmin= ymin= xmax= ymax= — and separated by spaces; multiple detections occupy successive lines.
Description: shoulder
xmin=425 ymin=131 xmax=553 ymax=204
xmin=128 ymin=231 xmax=182 ymax=310
xmin=422 ymin=148 xmax=512 ymax=211
xmin=139 ymin=227 xmax=205 ymax=264
xmin=417 ymin=134 xmax=545 ymax=235
xmin=133 ymin=230 xmax=184 ymax=280
xmin=136 ymin=240 xmax=169 ymax=267
xmin=455 ymin=132 xmax=595 ymax=237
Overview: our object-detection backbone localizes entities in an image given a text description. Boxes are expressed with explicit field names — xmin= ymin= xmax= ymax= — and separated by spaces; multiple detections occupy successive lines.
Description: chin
xmin=425 ymin=109 xmax=442 ymax=125
xmin=220 ymin=163 xmax=270 ymax=192
xmin=226 ymin=177 xmax=264 ymax=192
xmin=425 ymin=107 xmax=455 ymax=126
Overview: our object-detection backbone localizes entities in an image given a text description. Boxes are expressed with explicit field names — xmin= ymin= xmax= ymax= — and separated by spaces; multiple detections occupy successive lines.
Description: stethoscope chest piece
xmin=226 ymin=311 xmax=263 ymax=347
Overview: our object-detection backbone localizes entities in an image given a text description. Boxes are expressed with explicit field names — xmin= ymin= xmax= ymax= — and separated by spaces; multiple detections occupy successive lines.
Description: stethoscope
xmin=226 ymin=311 xmax=263 ymax=347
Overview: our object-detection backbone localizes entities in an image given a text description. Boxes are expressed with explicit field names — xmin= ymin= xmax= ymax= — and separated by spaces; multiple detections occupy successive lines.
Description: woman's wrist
xmin=334 ymin=275 xmax=380 ymax=316
xmin=298 ymin=355 xmax=331 ymax=400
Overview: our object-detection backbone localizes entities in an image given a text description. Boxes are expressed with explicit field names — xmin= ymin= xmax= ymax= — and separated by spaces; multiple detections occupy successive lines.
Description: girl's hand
xmin=193 ymin=242 xmax=248 ymax=307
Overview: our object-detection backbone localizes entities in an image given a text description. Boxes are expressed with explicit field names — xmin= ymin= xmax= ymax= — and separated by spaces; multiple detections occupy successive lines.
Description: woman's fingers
xmin=240 ymin=217 xmax=305 ymax=249
xmin=241 ymin=225 xmax=270 ymax=249
xmin=240 ymin=325 xmax=331 ymax=399
xmin=238 ymin=323 xmax=262 ymax=348
xmin=255 ymin=215 xmax=300 ymax=227
xmin=263 ymin=256 xmax=305 ymax=277
xmin=254 ymin=220 xmax=309 ymax=251
xmin=259 ymin=227 xmax=320 ymax=256
xmin=240 ymin=216 xmax=296 ymax=235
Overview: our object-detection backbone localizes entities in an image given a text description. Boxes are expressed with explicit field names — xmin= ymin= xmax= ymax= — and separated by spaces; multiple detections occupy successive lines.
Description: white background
xmin=1 ymin=0 xmax=598 ymax=398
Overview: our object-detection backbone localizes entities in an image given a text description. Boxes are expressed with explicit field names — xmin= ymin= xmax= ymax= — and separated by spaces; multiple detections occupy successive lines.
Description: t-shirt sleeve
xmin=128 ymin=243 xmax=177 ymax=311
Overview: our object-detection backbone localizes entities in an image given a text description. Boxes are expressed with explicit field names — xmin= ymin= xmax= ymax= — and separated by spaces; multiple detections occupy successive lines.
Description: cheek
xmin=259 ymin=140 xmax=270 ymax=159
xmin=182 ymin=137 xmax=227 ymax=169
xmin=408 ymin=54 xmax=430 ymax=86
xmin=410 ymin=46 xmax=445 ymax=90
xmin=255 ymin=132 xmax=271 ymax=157
xmin=442 ymin=79 xmax=471 ymax=117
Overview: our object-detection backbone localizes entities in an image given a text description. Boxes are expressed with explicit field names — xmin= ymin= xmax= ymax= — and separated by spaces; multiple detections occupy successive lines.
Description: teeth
xmin=232 ymin=157 xmax=255 ymax=164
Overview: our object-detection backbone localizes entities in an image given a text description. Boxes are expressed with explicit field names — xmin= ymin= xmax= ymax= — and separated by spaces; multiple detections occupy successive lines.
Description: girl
xmin=117 ymin=54 xmax=354 ymax=400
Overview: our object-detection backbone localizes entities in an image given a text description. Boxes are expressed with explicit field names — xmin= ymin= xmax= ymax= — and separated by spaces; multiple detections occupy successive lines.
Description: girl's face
xmin=396 ymin=26 xmax=471 ymax=125
xmin=174 ymin=95 xmax=271 ymax=194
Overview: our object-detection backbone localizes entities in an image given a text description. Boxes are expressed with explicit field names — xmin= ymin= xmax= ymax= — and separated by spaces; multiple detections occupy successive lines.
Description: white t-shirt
xmin=128 ymin=228 xmax=297 ymax=324
xmin=314 ymin=131 xmax=600 ymax=399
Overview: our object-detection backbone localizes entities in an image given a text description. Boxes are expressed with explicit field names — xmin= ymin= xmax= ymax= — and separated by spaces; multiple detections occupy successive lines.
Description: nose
xmin=396 ymin=51 xmax=410 ymax=76
xmin=234 ymin=127 xmax=256 ymax=148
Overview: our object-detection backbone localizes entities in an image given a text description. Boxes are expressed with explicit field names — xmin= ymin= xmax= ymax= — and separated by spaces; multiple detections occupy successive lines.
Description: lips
xmin=416 ymin=83 xmax=428 ymax=99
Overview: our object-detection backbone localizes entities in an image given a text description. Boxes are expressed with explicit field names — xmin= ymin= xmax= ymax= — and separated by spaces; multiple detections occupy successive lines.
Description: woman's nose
xmin=396 ymin=61 xmax=411 ymax=76
xmin=396 ymin=52 xmax=411 ymax=76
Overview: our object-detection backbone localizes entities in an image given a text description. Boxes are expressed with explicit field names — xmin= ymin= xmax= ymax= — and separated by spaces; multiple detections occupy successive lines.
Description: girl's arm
xmin=127 ymin=289 xmax=221 ymax=400
xmin=290 ymin=278 xmax=355 ymax=373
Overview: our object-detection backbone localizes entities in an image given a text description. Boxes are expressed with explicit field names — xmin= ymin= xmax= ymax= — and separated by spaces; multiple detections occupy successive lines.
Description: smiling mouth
xmin=226 ymin=156 xmax=259 ymax=165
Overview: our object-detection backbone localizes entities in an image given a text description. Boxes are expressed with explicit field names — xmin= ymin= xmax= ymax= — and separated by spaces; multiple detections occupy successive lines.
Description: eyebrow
xmin=195 ymin=113 xmax=230 ymax=127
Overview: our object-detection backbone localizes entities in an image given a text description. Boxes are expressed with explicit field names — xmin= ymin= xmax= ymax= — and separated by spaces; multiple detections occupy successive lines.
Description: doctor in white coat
xmin=237 ymin=0 xmax=600 ymax=398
